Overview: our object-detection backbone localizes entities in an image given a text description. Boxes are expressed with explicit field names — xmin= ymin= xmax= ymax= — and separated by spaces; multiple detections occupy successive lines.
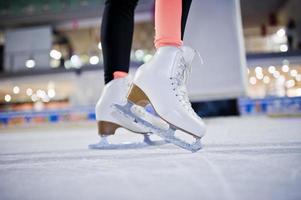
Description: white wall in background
xmin=185 ymin=0 xmax=247 ymax=101
xmin=4 ymin=26 xmax=51 ymax=72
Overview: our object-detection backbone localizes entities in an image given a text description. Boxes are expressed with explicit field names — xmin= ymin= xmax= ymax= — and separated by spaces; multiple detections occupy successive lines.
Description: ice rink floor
xmin=0 ymin=116 xmax=301 ymax=200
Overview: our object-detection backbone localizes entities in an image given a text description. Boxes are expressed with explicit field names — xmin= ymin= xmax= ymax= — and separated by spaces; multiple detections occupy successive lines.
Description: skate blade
xmin=130 ymin=104 xmax=170 ymax=130
xmin=113 ymin=102 xmax=202 ymax=152
xmin=89 ymin=134 xmax=167 ymax=150
xmin=89 ymin=142 xmax=164 ymax=150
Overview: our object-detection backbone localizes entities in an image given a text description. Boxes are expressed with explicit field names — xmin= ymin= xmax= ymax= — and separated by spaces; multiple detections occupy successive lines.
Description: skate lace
xmin=170 ymin=49 xmax=204 ymax=114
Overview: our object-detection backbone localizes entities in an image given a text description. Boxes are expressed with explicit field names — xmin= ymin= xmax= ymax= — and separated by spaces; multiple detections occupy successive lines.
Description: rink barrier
xmin=238 ymin=96 xmax=301 ymax=117
xmin=0 ymin=106 xmax=95 ymax=127
xmin=1 ymin=96 xmax=301 ymax=127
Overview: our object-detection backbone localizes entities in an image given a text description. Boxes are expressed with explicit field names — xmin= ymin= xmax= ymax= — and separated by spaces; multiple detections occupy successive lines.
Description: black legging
xmin=101 ymin=0 xmax=192 ymax=84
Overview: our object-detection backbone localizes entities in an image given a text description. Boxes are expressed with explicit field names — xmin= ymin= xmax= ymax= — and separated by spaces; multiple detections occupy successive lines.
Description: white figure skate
xmin=114 ymin=46 xmax=206 ymax=152
xmin=89 ymin=75 xmax=166 ymax=150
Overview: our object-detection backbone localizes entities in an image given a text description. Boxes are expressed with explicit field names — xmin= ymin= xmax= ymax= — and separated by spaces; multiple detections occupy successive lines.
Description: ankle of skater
xmin=113 ymin=71 xmax=128 ymax=79
xmin=154 ymin=39 xmax=183 ymax=49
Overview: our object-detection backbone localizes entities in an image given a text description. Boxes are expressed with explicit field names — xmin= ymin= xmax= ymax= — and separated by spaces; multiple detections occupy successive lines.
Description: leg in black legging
xmin=181 ymin=0 xmax=192 ymax=40
xmin=101 ymin=0 xmax=139 ymax=84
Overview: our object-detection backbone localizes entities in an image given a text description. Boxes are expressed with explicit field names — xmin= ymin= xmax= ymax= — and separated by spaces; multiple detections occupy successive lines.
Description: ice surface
xmin=0 ymin=116 xmax=301 ymax=200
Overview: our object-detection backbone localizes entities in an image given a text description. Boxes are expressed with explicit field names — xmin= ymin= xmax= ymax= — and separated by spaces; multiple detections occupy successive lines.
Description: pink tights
xmin=154 ymin=0 xmax=183 ymax=48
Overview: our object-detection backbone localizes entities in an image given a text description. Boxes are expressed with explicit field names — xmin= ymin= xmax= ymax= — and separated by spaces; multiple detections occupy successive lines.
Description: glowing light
xmin=255 ymin=66 xmax=262 ymax=74
xmin=285 ymin=80 xmax=295 ymax=88
xmin=64 ymin=60 xmax=72 ymax=69
xmin=36 ymin=89 xmax=47 ymax=99
xmin=26 ymin=59 xmax=35 ymax=68
xmin=281 ymin=65 xmax=289 ymax=72
xmin=4 ymin=94 xmax=11 ymax=102
xmin=249 ymin=77 xmax=257 ymax=85
xmin=272 ymin=32 xmax=287 ymax=43
xmin=13 ymin=86 xmax=20 ymax=94
xmin=135 ymin=49 xmax=144 ymax=60
xmin=26 ymin=88 xmax=33 ymax=96
xmin=277 ymin=28 xmax=286 ymax=37
xmin=47 ymin=89 xmax=56 ymax=98
xmin=143 ymin=54 xmax=153 ymax=63
xmin=290 ymin=69 xmax=298 ymax=77
xmin=268 ymin=66 xmax=276 ymax=74
xmin=89 ymin=56 xmax=99 ymax=65
xmin=50 ymin=49 xmax=62 ymax=60
xmin=296 ymin=74 xmax=301 ymax=82
xmin=31 ymin=94 xmax=38 ymax=102
xmin=50 ymin=59 xmax=60 ymax=68
xmin=263 ymin=76 xmax=270 ymax=84
xmin=280 ymin=44 xmax=288 ymax=52
xmin=98 ymin=42 xmax=102 ymax=50
xmin=70 ymin=55 xmax=82 ymax=68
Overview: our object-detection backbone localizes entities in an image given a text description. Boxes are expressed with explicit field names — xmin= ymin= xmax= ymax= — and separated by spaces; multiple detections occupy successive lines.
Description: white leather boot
xmin=114 ymin=46 xmax=206 ymax=152
xmin=89 ymin=75 xmax=165 ymax=149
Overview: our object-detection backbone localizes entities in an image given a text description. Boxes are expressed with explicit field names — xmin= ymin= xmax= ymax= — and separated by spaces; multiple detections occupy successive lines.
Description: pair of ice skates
xmin=89 ymin=46 xmax=206 ymax=152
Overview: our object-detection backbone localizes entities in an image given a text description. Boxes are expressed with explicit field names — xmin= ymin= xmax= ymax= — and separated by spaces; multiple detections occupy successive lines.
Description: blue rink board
xmin=1 ymin=96 xmax=301 ymax=126
xmin=238 ymin=96 xmax=301 ymax=116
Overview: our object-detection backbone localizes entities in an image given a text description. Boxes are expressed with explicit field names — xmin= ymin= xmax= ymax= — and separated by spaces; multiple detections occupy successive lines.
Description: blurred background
xmin=0 ymin=0 xmax=301 ymax=127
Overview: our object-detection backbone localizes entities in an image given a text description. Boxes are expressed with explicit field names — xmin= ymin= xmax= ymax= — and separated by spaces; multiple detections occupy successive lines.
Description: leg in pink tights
xmin=154 ymin=0 xmax=183 ymax=48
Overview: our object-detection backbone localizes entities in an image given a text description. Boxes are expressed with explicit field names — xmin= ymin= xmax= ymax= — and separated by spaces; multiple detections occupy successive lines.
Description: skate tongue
xmin=180 ymin=46 xmax=204 ymax=68
xmin=181 ymin=46 xmax=196 ymax=65
xmin=177 ymin=47 xmax=204 ymax=85
xmin=175 ymin=56 xmax=190 ymax=85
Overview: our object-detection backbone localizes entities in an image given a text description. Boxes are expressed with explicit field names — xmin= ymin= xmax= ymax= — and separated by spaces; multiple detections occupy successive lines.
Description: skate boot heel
xmin=97 ymin=121 xmax=121 ymax=136
xmin=127 ymin=84 xmax=150 ymax=106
